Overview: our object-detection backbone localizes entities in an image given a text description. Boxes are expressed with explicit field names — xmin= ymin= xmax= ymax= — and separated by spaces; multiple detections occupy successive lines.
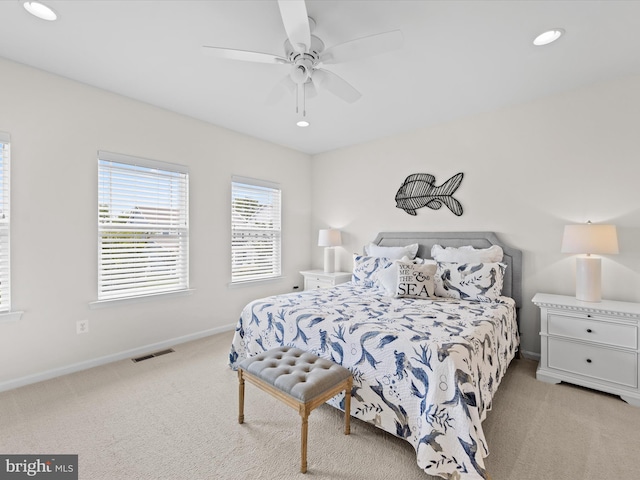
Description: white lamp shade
xmin=318 ymin=229 xmax=342 ymax=247
xmin=561 ymin=224 xmax=618 ymax=255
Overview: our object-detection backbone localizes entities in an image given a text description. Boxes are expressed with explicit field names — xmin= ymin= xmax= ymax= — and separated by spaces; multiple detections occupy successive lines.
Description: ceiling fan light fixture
xmin=23 ymin=1 xmax=58 ymax=21
xmin=290 ymin=57 xmax=313 ymax=84
xmin=296 ymin=120 xmax=310 ymax=127
xmin=533 ymin=28 xmax=564 ymax=46
xmin=290 ymin=65 xmax=308 ymax=84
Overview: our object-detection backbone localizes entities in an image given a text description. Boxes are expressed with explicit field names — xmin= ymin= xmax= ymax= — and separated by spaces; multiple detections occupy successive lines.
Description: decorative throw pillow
xmin=379 ymin=257 xmax=436 ymax=296
xmin=394 ymin=261 xmax=437 ymax=299
xmin=434 ymin=262 xmax=507 ymax=302
xmin=352 ymin=255 xmax=393 ymax=288
xmin=364 ymin=243 xmax=419 ymax=260
xmin=431 ymin=244 xmax=504 ymax=263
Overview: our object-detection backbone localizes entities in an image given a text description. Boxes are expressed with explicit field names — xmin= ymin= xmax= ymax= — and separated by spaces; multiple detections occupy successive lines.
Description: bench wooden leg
xmin=344 ymin=377 xmax=352 ymax=435
xmin=299 ymin=404 xmax=309 ymax=474
xmin=238 ymin=369 xmax=245 ymax=424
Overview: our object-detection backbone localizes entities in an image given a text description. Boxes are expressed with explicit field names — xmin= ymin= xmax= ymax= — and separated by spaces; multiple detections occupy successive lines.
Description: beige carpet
xmin=1 ymin=331 xmax=639 ymax=480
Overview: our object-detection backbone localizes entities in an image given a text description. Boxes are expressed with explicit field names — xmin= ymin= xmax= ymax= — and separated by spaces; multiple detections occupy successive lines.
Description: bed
xmin=229 ymin=232 xmax=522 ymax=480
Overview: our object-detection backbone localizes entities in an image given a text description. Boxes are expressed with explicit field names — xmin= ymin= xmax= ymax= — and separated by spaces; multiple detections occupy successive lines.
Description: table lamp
xmin=561 ymin=222 xmax=618 ymax=302
xmin=318 ymin=229 xmax=342 ymax=273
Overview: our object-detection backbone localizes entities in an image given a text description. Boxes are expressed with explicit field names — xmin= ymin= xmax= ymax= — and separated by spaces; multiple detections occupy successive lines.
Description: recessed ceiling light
xmin=533 ymin=29 xmax=564 ymax=46
xmin=23 ymin=1 xmax=58 ymax=21
xmin=296 ymin=120 xmax=310 ymax=127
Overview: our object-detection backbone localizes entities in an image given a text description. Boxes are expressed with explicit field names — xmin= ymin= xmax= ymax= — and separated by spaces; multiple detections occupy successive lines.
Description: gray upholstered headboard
xmin=371 ymin=231 xmax=523 ymax=309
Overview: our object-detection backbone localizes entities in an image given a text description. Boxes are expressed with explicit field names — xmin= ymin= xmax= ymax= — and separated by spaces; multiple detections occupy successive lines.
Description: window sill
xmin=228 ymin=276 xmax=285 ymax=289
xmin=89 ymin=289 xmax=195 ymax=309
xmin=0 ymin=311 xmax=24 ymax=323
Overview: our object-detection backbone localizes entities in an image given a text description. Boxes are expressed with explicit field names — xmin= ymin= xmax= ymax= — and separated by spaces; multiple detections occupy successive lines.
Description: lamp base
xmin=575 ymin=256 xmax=601 ymax=302
xmin=323 ymin=247 xmax=335 ymax=273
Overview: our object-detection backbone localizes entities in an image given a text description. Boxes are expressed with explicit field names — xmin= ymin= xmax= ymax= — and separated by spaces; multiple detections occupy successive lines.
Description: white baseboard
xmin=0 ymin=323 xmax=237 ymax=393
xmin=520 ymin=349 xmax=541 ymax=362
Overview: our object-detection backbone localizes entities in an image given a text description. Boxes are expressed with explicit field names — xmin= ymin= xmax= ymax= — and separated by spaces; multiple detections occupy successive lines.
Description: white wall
xmin=0 ymin=58 xmax=312 ymax=389
xmin=311 ymin=74 xmax=640 ymax=356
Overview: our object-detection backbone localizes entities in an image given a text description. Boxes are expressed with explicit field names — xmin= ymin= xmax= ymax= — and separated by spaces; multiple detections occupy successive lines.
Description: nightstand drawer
xmin=548 ymin=337 xmax=637 ymax=388
xmin=305 ymin=278 xmax=332 ymax=289
xmin=548 ymin=314 xmax=637 ymax=349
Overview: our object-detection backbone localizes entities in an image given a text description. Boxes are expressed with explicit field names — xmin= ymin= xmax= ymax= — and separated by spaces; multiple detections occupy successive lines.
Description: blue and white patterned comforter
xmin=229 ymin=282 xmax=518 ymax=479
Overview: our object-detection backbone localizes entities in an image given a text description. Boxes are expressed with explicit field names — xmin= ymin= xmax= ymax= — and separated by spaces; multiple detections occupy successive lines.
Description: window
xmin=231 ymin=176 xmax=281 ymax=283
xmin=98 ymin=151 xmax=189 ymax=301
xmin=0 ymin=132 xmax=11 ymax=313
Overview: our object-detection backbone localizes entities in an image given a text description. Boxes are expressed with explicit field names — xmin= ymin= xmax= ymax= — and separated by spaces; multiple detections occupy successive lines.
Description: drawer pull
xmin=586 ymin=358 xmax=592 ymax=363
xmin=586 ymin=328 xmax=593 ymax=333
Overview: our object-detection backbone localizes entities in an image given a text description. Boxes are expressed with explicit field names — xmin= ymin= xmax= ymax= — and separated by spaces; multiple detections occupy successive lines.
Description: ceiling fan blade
xmin=202 ymin=46 xmax=288 ymax=65
xmin=312 ymin=69 xmax=362 ymax=103
xmin=266 ymin=75 xmax=297 ymax=105
xmin=304 ymin=81 xmax=318 ymax=99
xmin=277 ymin=0 xmax=310 ymax=54
xmin=320 ymin=30 xmax=403 ymax=65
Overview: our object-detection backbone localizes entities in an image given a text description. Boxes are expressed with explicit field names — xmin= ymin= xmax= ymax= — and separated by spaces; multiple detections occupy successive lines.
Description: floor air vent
xmin=132 ymin=348 xmax=175 ymax=363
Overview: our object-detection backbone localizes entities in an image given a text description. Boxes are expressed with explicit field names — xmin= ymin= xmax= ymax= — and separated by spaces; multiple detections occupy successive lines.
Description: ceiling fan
xmin=202 ymin=0 xmax=403 ymax=116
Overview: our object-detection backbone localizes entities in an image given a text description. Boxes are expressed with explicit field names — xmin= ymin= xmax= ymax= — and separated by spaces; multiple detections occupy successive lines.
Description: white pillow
xmin=434 ymin=262 xmax=506 ymax=302
xmin=431 ymin=244 xmax=503 ymax=263
xmin=395 ymin=261 xmax=437 ymax=299
xmin=365 ymin=243 xmax=419 ymax=260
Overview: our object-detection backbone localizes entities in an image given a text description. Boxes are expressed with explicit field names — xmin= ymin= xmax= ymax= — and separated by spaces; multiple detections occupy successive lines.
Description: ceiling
xmin=1 ymin=1 xmax=640 ymax=155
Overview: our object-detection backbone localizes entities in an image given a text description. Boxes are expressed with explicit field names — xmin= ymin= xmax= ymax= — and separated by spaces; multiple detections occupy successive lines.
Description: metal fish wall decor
xmin=395 ymin=172 xmax=464 ymax=216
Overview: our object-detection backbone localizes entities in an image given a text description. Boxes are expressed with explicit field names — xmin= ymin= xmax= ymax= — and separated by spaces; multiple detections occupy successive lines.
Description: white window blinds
xmin=231 ymin=176 xmax=281 ymax=283
xmin=0 ymin=132 xmax=11 ymax=313
xmin=98 ymin=151 xmax=189 ymax=301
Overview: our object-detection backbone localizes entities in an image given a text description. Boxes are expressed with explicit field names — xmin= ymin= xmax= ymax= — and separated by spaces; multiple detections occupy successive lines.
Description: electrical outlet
xmin=77 ymin=319 xmax=89 ymax=334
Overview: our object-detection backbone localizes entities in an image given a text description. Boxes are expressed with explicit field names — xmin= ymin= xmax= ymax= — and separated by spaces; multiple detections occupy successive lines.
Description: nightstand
xmin=533 ymin=293 xmax=640 ymax=407
xmin=300 ymin=270 xmax=352 ymax=290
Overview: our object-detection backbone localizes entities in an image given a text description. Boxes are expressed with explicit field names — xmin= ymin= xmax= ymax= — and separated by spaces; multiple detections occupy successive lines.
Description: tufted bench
xmin=237 ymin=346 xmax=353 ymax=474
